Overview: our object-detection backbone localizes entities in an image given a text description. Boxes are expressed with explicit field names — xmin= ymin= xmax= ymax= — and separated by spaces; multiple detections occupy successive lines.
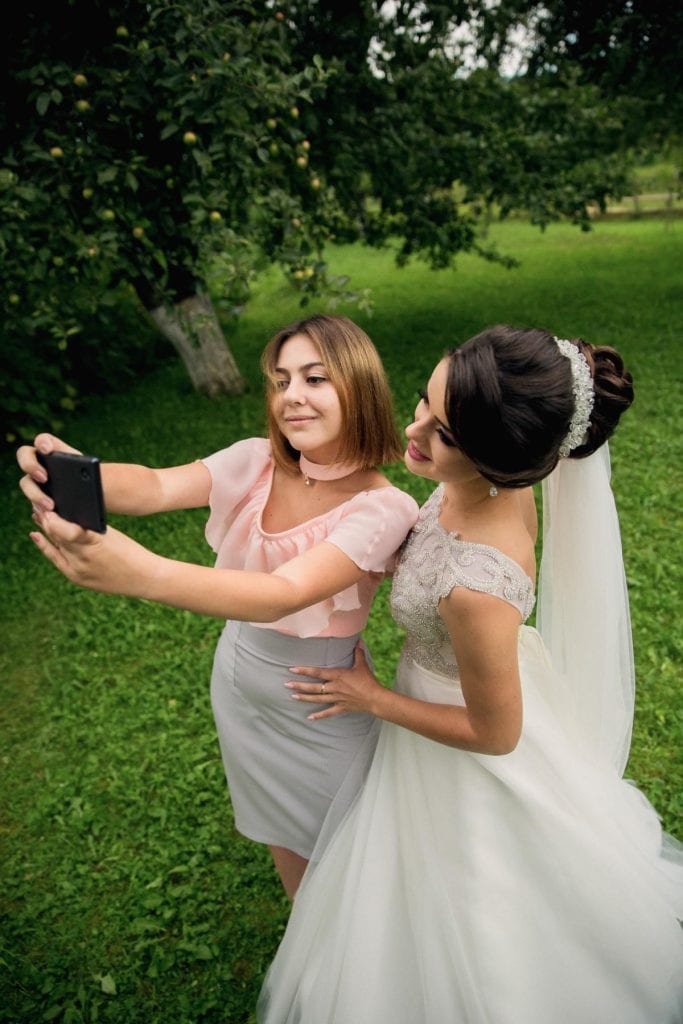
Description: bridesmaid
xmin=17 ymin=314 xmax=418 ymax=899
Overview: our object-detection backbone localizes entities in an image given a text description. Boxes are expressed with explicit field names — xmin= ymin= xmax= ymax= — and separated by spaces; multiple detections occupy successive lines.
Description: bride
xmin=258 ymin=324 xmax=683 ymax=1024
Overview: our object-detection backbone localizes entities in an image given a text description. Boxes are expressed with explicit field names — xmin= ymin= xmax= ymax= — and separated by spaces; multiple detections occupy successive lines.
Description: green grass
xmin=1 ymin=218 xmax=682 ymax=1023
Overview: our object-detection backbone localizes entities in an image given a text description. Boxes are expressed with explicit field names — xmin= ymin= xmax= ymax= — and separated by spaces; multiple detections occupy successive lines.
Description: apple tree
xmin=260 ymin=0 xmax=633 ymax=267
xmin=2 ymin=0 xmax=641 ymax=441
xmin=2 ymin=0 xmax=337 ymax=439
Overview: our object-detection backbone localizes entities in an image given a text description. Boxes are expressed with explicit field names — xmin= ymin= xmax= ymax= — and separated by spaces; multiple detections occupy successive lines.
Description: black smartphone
xmin=36 ymin=451 xmax=107 ymax=533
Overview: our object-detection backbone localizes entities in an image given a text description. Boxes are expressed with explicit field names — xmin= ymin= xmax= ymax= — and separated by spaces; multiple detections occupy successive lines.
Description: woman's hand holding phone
xmin=35 ymin=452 xmax=107 ymax=533
xmin=17 ymin=433 xmax=83 ymax=512
xmin=29 ymin=510 xmax=157 ymax=597
xmin=18 ymin=433 xmax=107 ymax=533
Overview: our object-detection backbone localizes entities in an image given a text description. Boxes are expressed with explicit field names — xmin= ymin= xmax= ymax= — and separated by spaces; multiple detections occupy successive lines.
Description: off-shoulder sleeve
xmin=200 ymin=437 xmax=272 ymax=553
xmin=326 ymin=487 xmax=419 ymax=572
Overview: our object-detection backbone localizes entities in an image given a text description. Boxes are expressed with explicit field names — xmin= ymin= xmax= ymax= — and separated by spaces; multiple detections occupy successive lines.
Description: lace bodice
xmin=391 ymin=486 xmax=535 ymax=677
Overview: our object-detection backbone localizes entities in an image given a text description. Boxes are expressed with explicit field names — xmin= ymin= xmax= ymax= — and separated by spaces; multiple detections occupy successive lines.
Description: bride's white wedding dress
xmin=258 ymin=485 xmax=683 ymax=1024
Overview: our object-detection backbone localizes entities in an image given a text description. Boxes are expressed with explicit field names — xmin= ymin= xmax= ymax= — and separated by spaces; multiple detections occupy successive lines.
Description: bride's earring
xmin=489 ymin=485 xmax=498 ymax=497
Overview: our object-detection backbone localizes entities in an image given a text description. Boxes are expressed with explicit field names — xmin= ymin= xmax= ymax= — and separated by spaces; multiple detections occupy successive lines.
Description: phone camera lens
xmin=80 ymin=468 xmax=90 ymax=481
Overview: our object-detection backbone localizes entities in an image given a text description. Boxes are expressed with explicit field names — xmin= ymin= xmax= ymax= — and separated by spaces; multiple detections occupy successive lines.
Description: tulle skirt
xmin=258 ymin=627 xmax=683 ymax=1024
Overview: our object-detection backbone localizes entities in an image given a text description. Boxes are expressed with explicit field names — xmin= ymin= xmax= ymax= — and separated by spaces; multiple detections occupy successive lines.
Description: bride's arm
xmin=287 ymin=588 xmax=523 ymax=756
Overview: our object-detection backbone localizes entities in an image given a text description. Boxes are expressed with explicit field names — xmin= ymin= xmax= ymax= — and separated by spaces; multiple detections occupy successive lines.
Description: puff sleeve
xmin=326 ymin=487 xmax=419 ymax=573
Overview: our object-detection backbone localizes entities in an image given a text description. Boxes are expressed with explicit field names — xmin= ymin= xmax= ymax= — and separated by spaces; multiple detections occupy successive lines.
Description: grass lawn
xmin=1 ymin=217 xmax=681 ymax=1023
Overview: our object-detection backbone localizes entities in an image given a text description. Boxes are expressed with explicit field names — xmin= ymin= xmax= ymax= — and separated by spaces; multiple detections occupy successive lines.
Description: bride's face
xmin=404 ymin=358 xmax=474 ymax=483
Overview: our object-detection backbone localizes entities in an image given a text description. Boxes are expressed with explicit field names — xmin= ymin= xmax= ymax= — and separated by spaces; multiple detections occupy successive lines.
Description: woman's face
xmin=404 ymin=358 xmax=472 ymax=483
xmin=271 ymin=333 xmax=344 ymax=463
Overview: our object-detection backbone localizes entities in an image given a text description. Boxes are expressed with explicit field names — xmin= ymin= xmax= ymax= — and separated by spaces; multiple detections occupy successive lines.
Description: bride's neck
xmin=441 ymin=478 xmax=503 ymax=514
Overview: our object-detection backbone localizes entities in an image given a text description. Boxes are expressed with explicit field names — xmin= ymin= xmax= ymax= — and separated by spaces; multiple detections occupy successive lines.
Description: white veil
xmin=537 ymin=444 xmax=635 ymax=776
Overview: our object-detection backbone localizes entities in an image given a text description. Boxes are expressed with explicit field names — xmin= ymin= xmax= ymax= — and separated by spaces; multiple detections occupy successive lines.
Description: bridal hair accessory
xmin=555 ymin=338 xmax=595 ymax=458
xmin=299 ymin=453 xmax=360 ymax=486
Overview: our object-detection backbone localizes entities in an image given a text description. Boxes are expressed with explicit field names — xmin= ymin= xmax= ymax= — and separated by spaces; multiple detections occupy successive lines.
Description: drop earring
xmin=489 ymin=484 xmax=498 ymax=497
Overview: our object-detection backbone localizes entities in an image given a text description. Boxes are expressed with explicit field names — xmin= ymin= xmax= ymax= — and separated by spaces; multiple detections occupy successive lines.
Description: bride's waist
xmin=397 ymin=625 xmax=547 ymax=706
xmin=396 ymin=644 xmax=465 ymax=707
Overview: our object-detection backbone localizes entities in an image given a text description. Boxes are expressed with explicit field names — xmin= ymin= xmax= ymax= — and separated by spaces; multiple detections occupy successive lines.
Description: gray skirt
xmin=210 ymin=620 xmax=380 ymax=859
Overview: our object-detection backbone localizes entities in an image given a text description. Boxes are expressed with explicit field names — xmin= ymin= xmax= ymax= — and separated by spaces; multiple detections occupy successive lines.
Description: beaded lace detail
xmin=391 ymin=487 xmax=535 ymax=678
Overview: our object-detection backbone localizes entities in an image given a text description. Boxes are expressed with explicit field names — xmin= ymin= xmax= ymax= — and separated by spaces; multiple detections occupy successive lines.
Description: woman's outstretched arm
xmin=28 ymin=508 xmax=365 ymax=622
xmin=18 ymin=433 xmax=211 ymax=516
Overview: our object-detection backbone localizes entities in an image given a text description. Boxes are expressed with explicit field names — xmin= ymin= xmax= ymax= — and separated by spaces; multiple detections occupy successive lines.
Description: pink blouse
xmin=201 ymin=438 xmax=419 ymax=638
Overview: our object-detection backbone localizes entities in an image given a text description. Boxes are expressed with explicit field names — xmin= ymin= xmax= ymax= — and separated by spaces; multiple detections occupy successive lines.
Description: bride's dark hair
xmin=444 ymin=325 xmax=634 ymax=488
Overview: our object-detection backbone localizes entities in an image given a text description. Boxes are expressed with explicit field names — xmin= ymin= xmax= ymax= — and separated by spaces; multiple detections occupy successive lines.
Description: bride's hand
xmin=18 ymin=433 xmax=82 ymax=512
xmin=285 ymin=644 xmax=385 ymax=720
xmin=29 ymin=508 xmax=160 ymax=598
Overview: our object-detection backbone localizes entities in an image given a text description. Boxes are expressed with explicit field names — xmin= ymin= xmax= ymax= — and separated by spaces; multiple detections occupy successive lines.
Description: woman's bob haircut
xmin=260 ymin=314 xmax=403 ymax=473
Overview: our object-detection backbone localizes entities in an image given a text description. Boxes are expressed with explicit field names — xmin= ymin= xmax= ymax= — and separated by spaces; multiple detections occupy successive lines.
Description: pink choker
xmin=299 ymin=453 xmax=361 ymax=486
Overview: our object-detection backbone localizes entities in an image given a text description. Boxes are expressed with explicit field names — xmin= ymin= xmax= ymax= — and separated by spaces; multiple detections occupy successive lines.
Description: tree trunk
xmin=149 ymin=292 xmax=246 ymax=397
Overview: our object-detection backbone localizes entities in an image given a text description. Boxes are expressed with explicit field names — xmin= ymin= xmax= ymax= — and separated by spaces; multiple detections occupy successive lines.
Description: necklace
xmin=299 ymin=453 xmax=361 ymax=486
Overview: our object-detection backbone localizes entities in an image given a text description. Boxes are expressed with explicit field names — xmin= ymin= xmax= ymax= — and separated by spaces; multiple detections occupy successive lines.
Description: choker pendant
xmin=299 ymin=453 xmax=361 ymax=486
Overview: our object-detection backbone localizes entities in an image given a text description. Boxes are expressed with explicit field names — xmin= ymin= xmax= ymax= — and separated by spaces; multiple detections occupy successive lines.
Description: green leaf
xmin=97 ymin=167 xmax=118 ymax=185
xmin=153 ymin=248 xmax=168 ymax=271
xmin=160 ymin=124 xmax=179 ymax=140
xmin=99 ymin=973 xmax=117 ymax=995
xmin=36 ymin=92 xmax=51 ymax=116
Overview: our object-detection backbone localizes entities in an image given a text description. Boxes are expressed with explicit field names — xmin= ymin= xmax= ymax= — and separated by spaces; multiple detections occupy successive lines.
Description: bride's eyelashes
xmin=417 ymin=388 xmax=457 ymax=448
xmin=436 ymin=428 xmax=457 ymax=448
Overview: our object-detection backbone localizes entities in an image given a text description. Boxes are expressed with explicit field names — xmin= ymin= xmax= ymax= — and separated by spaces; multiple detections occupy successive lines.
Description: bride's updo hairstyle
xmin=444 ymin=325 xmax=634 ymax=488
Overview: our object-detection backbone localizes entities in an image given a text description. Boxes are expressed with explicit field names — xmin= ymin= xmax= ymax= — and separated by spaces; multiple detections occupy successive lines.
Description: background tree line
xmin=2 ymin=0 xmax=681 ymax=443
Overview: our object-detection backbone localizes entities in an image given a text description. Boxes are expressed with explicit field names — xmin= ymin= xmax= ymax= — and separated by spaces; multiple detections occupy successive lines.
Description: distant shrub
xmin=1 ymin=283 xmax=171 ymax=445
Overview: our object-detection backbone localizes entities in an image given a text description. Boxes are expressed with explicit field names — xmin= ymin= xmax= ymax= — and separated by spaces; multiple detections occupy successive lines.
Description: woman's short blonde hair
xmin=260 ymin=314 xmax=403 ymax=473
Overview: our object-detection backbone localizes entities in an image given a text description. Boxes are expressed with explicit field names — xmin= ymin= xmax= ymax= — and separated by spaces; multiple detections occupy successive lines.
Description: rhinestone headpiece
xmin=555 ymin=338 xmax=595 ymax=458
